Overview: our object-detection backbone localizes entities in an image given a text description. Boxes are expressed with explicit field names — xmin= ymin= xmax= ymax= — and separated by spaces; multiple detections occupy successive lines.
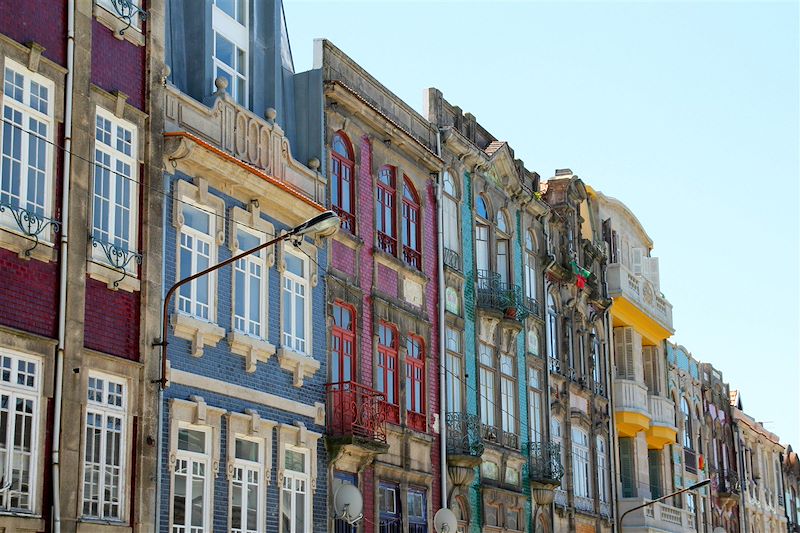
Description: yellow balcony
xmin=614 ymin=379 xmax=651 ymax=436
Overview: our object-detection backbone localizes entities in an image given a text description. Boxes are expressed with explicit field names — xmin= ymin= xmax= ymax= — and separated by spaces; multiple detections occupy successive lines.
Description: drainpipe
xmin=604 ymin=304 xmax=620 ymax=532
xmin=154 ymin=174 xmax=170 ymax=533
xmin=540 ymin=212 xmax=556 ymax=526
xmin=435 ymin=128 xmax=448 ymax=509
xmin=53 ymin=1 xmax=76 ymax=531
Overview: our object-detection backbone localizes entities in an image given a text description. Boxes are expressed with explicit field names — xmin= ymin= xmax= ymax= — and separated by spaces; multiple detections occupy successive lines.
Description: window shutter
xmin=646 ymin=256 xmax=660 ymax=290
xmin=648 ymin=449 xmax=663 ymax=499
xmin=620 ymin=438 xmax=636 ymax=498
xmin=624 ymin=328 xmax=636 ymax=381
xmin=643 ymin=346 xmax=655 ymax=394
xmin=613 ymin=327 xmax=625 ymax=379
xmin=632 ymin=247 xmax=644 ymax=275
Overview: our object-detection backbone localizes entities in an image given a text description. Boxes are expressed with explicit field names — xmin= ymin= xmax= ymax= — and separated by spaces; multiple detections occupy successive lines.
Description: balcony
xmin=326 ymin=381 xmax=388 ymax=451
xmin=613 ymin=379 xmax=651 ymax=436
xmin=646 ymin=394 xmax=677 ymax=449
xmin=446 ymin=413 xmax=485 ymax=458
xmin=619 ymin=499 xmax=697 ymax=532
xmin=476 ymin=270 xmax=530 ymax=321
xmin=606 ymin=262 xmax=673 ymax=333
xmin=717 ymin=470 xmax=742 ymax=508
xmin=528 ymin=442 xmax=565 ymax=487
xmin=684 ymin=448 xmax=698 ymax=474
xmin=443 ymin=247 xmax=461 ymax=272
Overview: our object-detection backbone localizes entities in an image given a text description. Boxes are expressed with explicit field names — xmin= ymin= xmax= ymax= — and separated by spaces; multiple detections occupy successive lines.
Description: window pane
xmin=182 ymin=204 xmax=210 ymax=233
xmin=178 ymin=428 xmax=206 ymax=453
xmin=235 ymin=439 xmax=259 ymax=462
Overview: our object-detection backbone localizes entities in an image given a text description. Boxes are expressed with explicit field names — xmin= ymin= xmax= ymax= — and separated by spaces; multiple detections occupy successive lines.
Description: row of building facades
xmin=0 ymin=1 xmax=796 ymax=533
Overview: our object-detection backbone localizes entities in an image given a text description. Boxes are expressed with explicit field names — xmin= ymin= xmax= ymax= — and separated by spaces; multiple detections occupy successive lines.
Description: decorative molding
xmin=168 ymin=396 xmax=225 ymax=477
xmin=277 ymin=422 xmax=322 ymax=493
xmin=170 ymin=313 xmax=225 ymax=357
xmin=277 ymin=348 xmax=321 ymax=387
xmin=87 ymin=259 xmax=140 ymax=292
xmin=227 ymin=332 xmax=276 ymax=373
xmin=226 ymin=411 xmax=275 ymax=483
xmin=172 ymin=178 xmax=226 ymax=246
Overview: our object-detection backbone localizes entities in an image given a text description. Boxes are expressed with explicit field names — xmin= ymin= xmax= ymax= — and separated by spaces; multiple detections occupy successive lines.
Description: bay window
xmin=172 ymin=427 xmax=211 ymax=533
xmin=330 ymin=132 xmax=355 ymax=232
xmin=377 ymin=323 xmax=399 ymax=423
xmin=91 ymin=108 xmax=138 ymax=266
xmin=212 ymin=0 xmax=248 ymax=105
xmin=401 ymin=178 xmax=421 ymax=269
xmin=280 ymin=448 xmax=310 ymax=533
xmin=178 ymin=203 xmax=215 ymax=321
xmin=0 ymin=351 xmax=40 ymax=512
xmin=376 ymin=166 xmax=396 ymax=255
xmin=233 ymin=227 xmax=266 ymax=338
xmin=1 ymin=60 xmax=54 ymax=234
xmin=281 ymin=249 xmax=309 ymax=354
xmin=405 ymin=335 xmax=425 ymax=431
xmin=230 ymin=437 xmax=263 ymax=533
xmin=82 ymin=373 xmax=127 ymax=520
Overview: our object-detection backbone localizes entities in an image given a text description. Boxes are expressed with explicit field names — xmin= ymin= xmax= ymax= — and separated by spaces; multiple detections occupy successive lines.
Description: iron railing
xmin=684 ymin=448 xmax=698 ymax=474
xmin=326 ymin=381 xmax=387 ymax=444
xmin=0 ymin=200 xmax=60 ymax=256
xmin=476 ymin=270 xmax=530 ymax=320
xmin=332 ymin=205 xmax=355 ymax=233
xmin=528 ymin=441 xmax=565 ymax=485
xmin=402 ymin=245 xmax=421 ymax=270
xmin=376 ymin=231 xmax=397 ymax=256
xmin=445 ymin=412 xmax=484 ymax=457
xmin=443 ymin=247 xmax=461 ymax=272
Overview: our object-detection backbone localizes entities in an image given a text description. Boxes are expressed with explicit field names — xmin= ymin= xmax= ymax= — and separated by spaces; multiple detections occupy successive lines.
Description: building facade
xmin=0 ymin=1 xmax=161 ymax=531
xmin=731 ymin=392 xmax=788 ymax=533
xmin=783 ymin=444 xmax=800 ymax=532
xmin=320 ymin=40 xmax=443 ymax=532
xmin=157 ymin=2 xmax=330 ymax=532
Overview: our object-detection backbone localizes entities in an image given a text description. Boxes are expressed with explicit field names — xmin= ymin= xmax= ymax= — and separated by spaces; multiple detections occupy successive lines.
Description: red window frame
xmin=331 ymin=132 xmax=355 ymax=232
xmin=331 ymin=302 xmax=356 ymax=385
xmin=401 ymin=177 xmax=421 ymax=269
xmin=377 ymin=322 xmax=399 ymax=424
xmin=405 ymin=335 xmax=426 ymax=432
xmin=376 ymin=166 xmax=397 ymax=255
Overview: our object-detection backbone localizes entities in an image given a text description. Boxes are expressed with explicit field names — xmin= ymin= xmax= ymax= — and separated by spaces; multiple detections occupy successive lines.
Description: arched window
xmin=331 ymin=302 xmax=356 ymax=384
xmin=405 ymin=335 xmax=426 ymax=431
xmin=525 ymin=232 xmax=537 ymax=305
xmin=401 ymin=178 xmax=421 ymax=269
xmin=330 ymin=132 xmax=355 ymax=231
xmin=495 ymin=211 xmax=510 ymax=285
xmin=376 ymin=166 xmax=396 ymax=255
xmin=682 ymin=397 xmax=693 ymax=449
xmin=442 ymin=171 xmax=460 ymax=268
xmin=475 ymin=195 xmax=490 ymax=277
xmin=547 ymin=293 xmax=559 ymax=371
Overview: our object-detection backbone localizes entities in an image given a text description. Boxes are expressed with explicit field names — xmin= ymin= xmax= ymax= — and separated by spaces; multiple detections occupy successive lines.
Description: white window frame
xmin=212 ymin=0 xmax=248 ymax=105
xmin=177 ymin=201 xmax=217 ymax=321
xmin=230 ymin=436 xmax=265 ymax=533
xmin=233 ymin=225 xmax=267 ymax=339
xmin=280 ymin=446 xmax=311 ymax=533
xmin=281 ymin=247 xmax=311 ymax=354
xmin=499 ymin=354 xmax=515 ymax=435
xmin=171 ymin=424 xmax=212 ymax=533
xmin=524 ymin=232 xmax=537 ymax=302
xmin=91 ymin=107 xmax=138 ymax=266
xmin=478 ymin=343 xmax=495 ymax=428
xmin=442 ymin=171 xmax=459 ymax=254
xmin=0 ymin=59 xmax=55 ymax=238
xmin=445 ymin=327 xmax=462 ymax=413
xmin=551 ymin=419 xmax=565 ymax=490
xmin=527 ymin=367 xmax=542 ymax=445
xmin=0 ymin=350 xmax=40 ymax=513
xmin=596 ymin=436 xmax=609 ymax=503
xmin=81 ymin=372 xmax=128 ymax=521
xmin=572 ymin=427 xmax=591 ymax=499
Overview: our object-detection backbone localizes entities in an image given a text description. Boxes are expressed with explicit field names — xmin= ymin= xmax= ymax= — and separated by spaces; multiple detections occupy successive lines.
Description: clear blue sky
xmin=285 ymin=0 xmax=800 ymax=445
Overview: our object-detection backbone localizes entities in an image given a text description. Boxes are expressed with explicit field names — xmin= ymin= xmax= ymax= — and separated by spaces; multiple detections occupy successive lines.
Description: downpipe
xmin=435 ymin=128 xmax=448 ymax=508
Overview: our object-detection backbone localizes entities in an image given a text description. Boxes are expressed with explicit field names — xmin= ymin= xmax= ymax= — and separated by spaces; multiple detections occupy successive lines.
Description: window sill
xmin=373 ymin=247 xmax=428 ymax=284
xmin=94 ymin=4 xmax=145 ymax=46
xmin=170 ymin=313 xmax=225 ymax=357
xmin=228 ymin=331 xmax=276 ymax=373
xmin=77 ymin=519 xmax=132 ymax=532
xmin=0 ymin=225 xmax=57 ymax=262
xmin=0 ymin=512 xmax=44 ymax=530
xmin=277 ymin=348 xmax=320 ymax=387
xmin=333 ymin=227 xmax=363 ymax=250
xmin=87 ymin=260 xmax=140 ymax=292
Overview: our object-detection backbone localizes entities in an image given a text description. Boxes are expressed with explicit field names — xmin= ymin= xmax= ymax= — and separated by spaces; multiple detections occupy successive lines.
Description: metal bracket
xmin=90 ymin=236 xmax=143 ymax=287
xmin=110 ymin=0 xmax=149 ymax=36
xmin=0 ymin=201 xmax=61 ymax=256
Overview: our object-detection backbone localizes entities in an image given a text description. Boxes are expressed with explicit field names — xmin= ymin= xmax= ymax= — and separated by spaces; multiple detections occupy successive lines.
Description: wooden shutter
xmin=643 ymin=346 xmax=656 ymax=394
xmin=648 ymin=449 xmax=663 ymax=498
xmin=646 ymin=256 xmax=660 ymax=290
xmin=624 ymin=328 xmax=636 ymax=381
xmin=632 ymin=247 xmax=644 ymax=275
xmin=620 ymin=438 xmax=636 ymax=497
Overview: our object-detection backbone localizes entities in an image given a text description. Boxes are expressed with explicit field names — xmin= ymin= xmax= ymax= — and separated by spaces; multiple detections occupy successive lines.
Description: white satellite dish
xmin=434 ymin=508 xmax=458 ymax=533
xmin=333 ymin=484 xmax=364 ymax=525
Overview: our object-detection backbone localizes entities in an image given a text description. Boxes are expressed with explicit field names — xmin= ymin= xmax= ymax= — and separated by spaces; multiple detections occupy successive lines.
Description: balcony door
xmin=331 ymin=303 xmax=356 ymax=385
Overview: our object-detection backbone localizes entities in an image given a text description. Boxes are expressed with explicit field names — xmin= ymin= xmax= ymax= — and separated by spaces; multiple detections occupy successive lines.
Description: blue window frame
xmin=379 ymin=482 xmax=401 ymax=533
xmin=334 ymin=472 xmax=357 ymax=533
xmin=408 ymin=487 xmax=427 ymax=533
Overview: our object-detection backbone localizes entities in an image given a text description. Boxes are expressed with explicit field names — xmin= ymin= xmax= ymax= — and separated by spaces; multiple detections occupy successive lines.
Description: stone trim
xmin=277 ymin=422 xmax=322 ymax=493
xmin=227 ymin=331 xmax=276 ymax=373
xmin=170 ymin=313 xmax=225 ymax=358
xmin=167 ymin=397 xmax=225 ymax=477
xmin=93 ymin=2 xmax=146 ymax=47
xmin=225 ymin=411 xmax=275 ymax=483
xmin=277 ymin=348 xmax=321 ymax=387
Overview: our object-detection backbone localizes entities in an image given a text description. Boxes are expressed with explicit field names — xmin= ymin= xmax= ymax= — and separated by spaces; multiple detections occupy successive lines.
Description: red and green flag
xmin=569 ymin=261 xmax=591 ymax=289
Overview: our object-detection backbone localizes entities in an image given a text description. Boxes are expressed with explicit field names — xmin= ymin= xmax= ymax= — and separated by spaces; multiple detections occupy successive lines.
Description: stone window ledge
xmin=0 ymin=225 xmax=56 ymax=262
xmin=277 ymin=348 xmax=320 ymax=387
xmin=171 ymin=314 xmax=225 ymax=357
xmin=87 ymin=260 xmax=140 ymax=292
xmin=77 ymin=519 xmax=132 ymax=532
xmin=228 ymin=331 xmax=276 ymax=373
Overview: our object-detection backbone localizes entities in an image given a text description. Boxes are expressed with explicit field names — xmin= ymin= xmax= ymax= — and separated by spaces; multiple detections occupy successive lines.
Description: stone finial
xmin=213 ymin=76 xmax=228 ymax=97
xmin=265 ymin=107 xmax=277 ymax=123
xmin=307 ymin=158 xmax=320 ymax=171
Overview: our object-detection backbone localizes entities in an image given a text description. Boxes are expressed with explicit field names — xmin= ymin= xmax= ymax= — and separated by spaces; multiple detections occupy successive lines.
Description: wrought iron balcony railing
xmin=443 ymin=247 xmax=461 ymax=272
xmin=717 ymin=470 xmax=741 ymax=495
xmin=402 ymin=245 xmax=421 ymax=270
xmin=445 ymin=412 xmax=484 ymax=457
xmin=528 ymin=441 xmax=565 ymax=485
xmin=0 ymin=200 xmax=60 ymax=256
xmin=326 ymin=381 xmax=387 ymax=445
xmin=476 ymin=270 xmax=530 ymax=320
xmin=331 ymin=205 xmax=355 ymax=233
xmin=376 ymin=231 xmax=397 ymax=256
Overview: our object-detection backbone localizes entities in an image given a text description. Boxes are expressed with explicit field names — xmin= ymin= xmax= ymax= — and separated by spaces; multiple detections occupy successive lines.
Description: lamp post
xmin=154 ymin=209 xmax=340 ymax=388
xmin=617 ymin=478 xmax=711 ymax=531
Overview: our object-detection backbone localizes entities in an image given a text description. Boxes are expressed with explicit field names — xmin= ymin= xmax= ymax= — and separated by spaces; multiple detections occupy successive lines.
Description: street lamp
xmin=617 ymin=478 xmax=711 ymax=530
xmin=155 ymin=210 xmax=340 ymax=388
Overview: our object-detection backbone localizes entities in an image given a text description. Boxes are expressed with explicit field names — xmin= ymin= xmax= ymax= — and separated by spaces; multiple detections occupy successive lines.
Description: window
xmin=282 ymin=248 xmax=309 ymax=353
xmin=172 ymin=427 xmax=211 ymax=533
xmin=524 ymin=232 xmax=537 ymax=304
xmin=233 ymin=227 xmax=266 ymax=338
xmin=379 ymin=482 xmax=401 ymax=533
xmin=619 ymin=437 xmax=636 ymax=497
xmin=495 ymin=211 xmax=510 ymax=284
xmin=401 ymin=178 xmax=421 ymax=269
xmin=230 ymin=438 xmax=263 ymax=533
xmin=442 ymin=171 xmax=459 ymax=260
xmin=0 ymin=351 xmax=40 ymax=512
xmin=331 ymin=303 xmax=355 ymax=384
xmin=376 ymin=166 xmax=397 ymax=255
xmin=499 ymin=354 xmax=515 ymax=436
xmin=178 ymin=203 xmax=215 ymax=320
xmin=528 ymin=367 xmax=543 ymax=445
xmin=551 ymin=419 xmax=565 ymax=490
xmin=681 ymin=397 xmax=692 ymax=449
xmin=475 ymin=195 xmax=489 ymax=274
xmin=648 ymin=449 xmax=663 ymax=499
xmin=96 ymin=0 xmax=144 ymax=30
xmin=405 ymin=335 xmax=425 ymax=432
xmin=333 ymin=472 xmax=357 ymax=533
xmin=445 ymin=327 xmax=462 ymax=413
xmin=408 ymin=488 xmax=427 ymax=533
xmin=572 ymin=427 xmax=591 ymax=499
xmin=92 ymin=109 xmax=138 ymax=262
xmin=212 ymin=0 xmax=248 ymax=105
xmin=1 ymin=60 xmax=54 ymax=230
xmin=597 ymin=436 xmax=609 ymax=503
xmin=478 ymin=343 xmax=495 ymax=430
xmin=281 ymin=448 xmax=310 ymax=533
xmin=82 ymin=374 xmax=127 ymax=520
xmin=546 ymin=293 xmax=559 ymax=371
xmin=330 ymin=132 xmax=354 ymax=232
xmin=591 ymin=329 xmax=603 ymax=393
xmin=377 ymin=323 xmax=399 ymax=424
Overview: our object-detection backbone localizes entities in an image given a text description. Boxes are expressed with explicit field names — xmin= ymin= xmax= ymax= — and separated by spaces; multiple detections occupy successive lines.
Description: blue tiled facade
xmin=159 ymin=172 xmax=329 ymax=532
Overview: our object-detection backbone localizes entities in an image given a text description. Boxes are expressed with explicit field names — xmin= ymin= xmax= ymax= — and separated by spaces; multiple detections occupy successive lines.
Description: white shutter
xmin=613 ymin=327 xmax=625 ymax=379
xmin=646 ymin=257 xmax=660 ymax=291
xmin=632 ymin=247 xmax=644 ymax=275
xmin=643 ymin=346 xmax=655 ymax=393
xmin=624 ymin=328 xmax=635 ymax=381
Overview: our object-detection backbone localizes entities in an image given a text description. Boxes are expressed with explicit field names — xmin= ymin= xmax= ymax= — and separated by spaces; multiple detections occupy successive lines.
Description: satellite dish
xmin=333 ymin=484 xmax=363 ymax=525
xmin=434 ymin=508 xmax=458 ymax=533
